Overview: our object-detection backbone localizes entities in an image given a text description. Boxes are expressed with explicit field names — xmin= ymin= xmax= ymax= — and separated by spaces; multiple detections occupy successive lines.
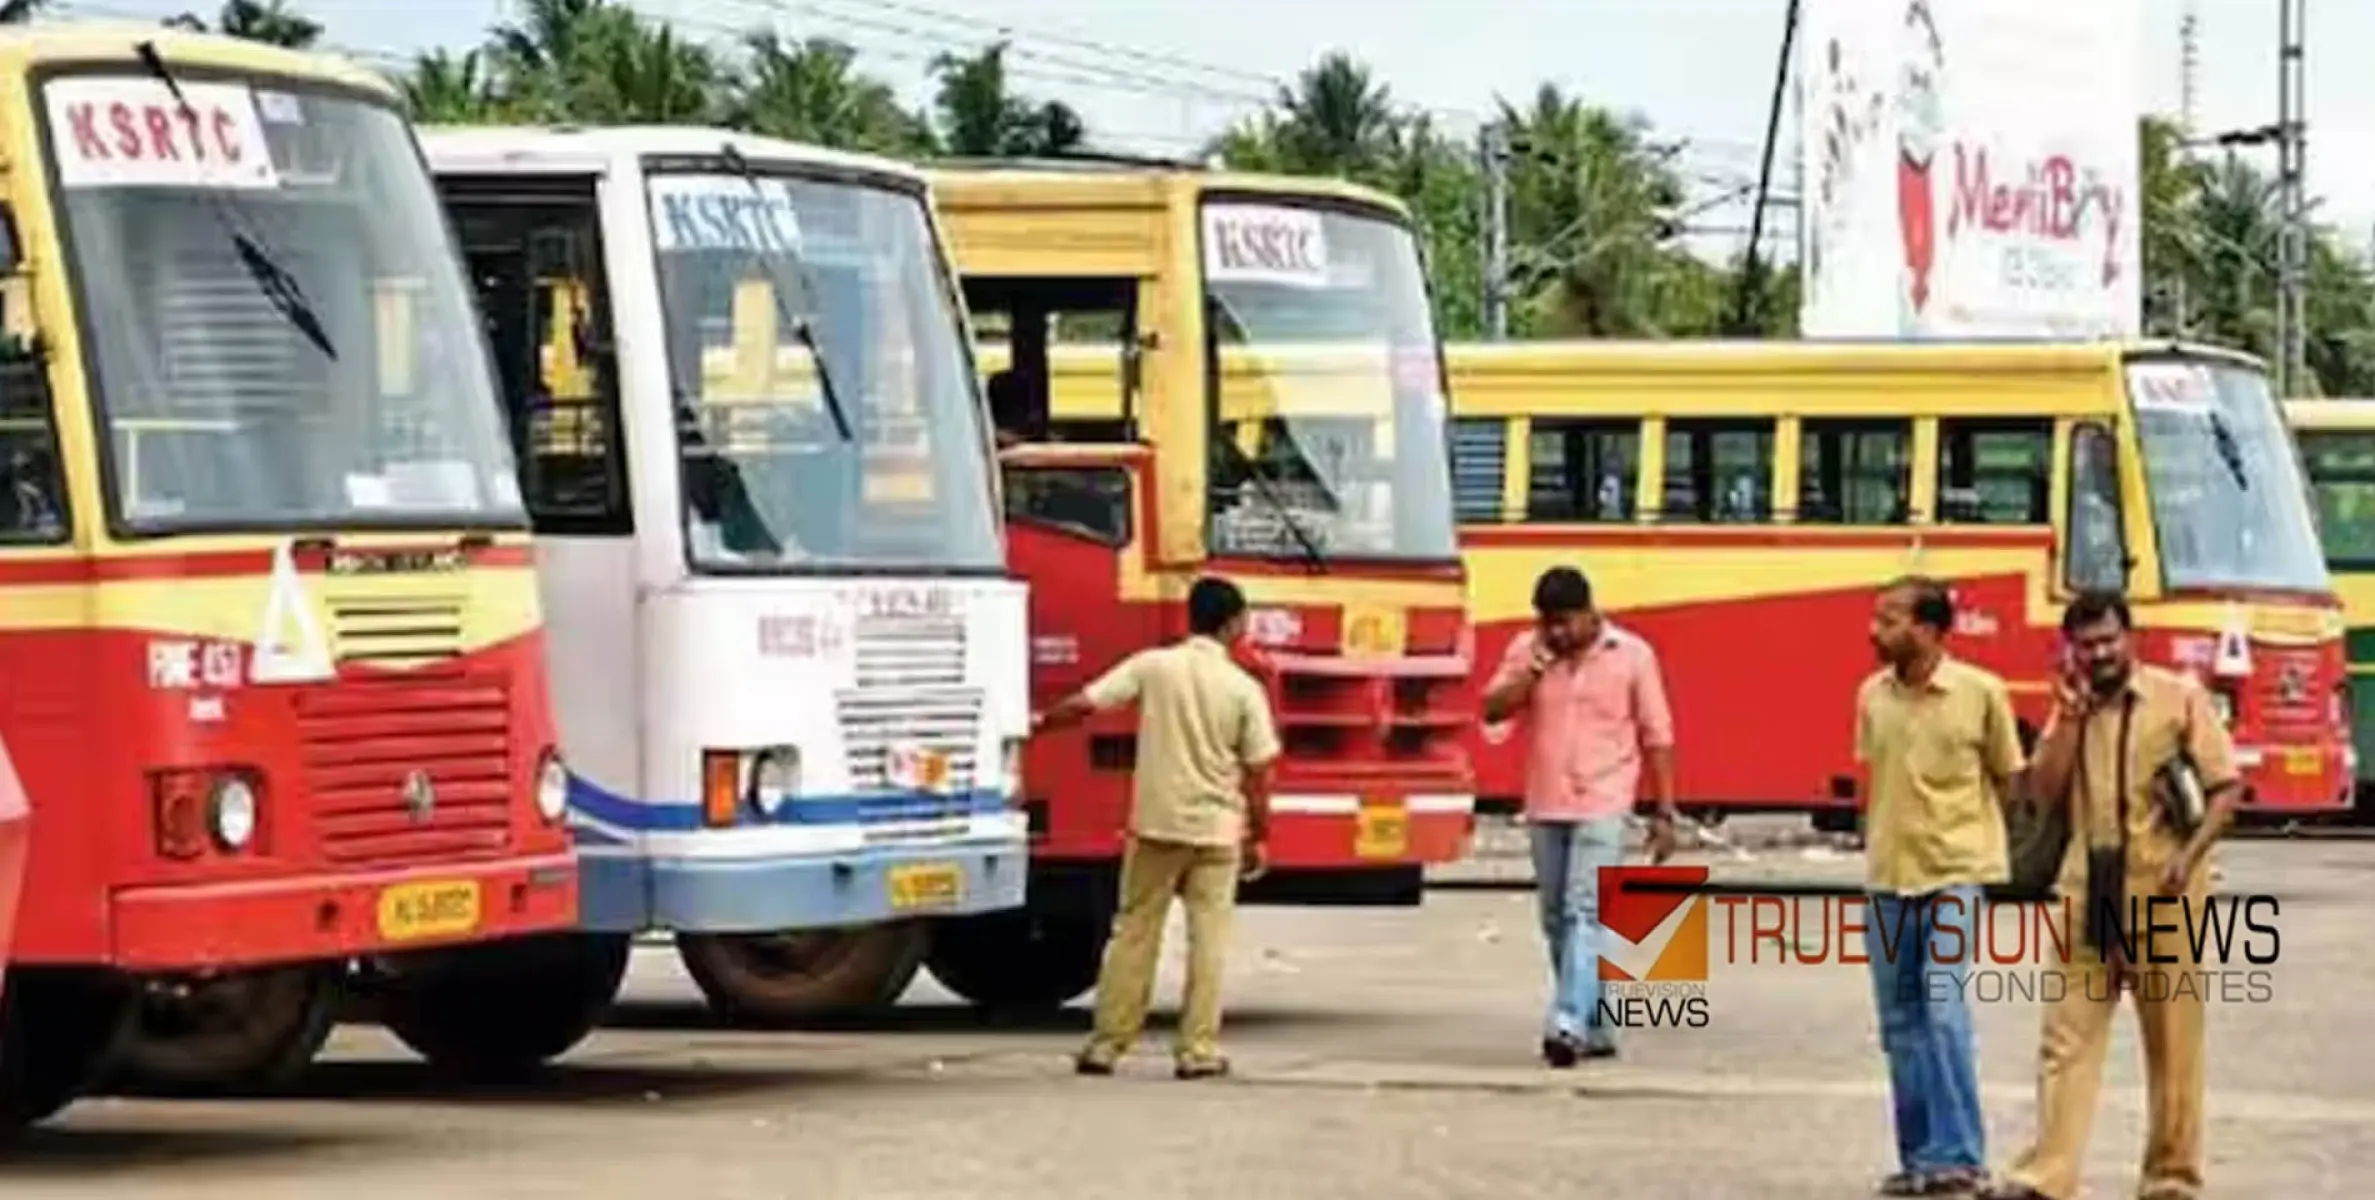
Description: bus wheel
xmin=379 ymin=933 xmax=629 ymax=1080
xmin=676 ymin=925 xmax=926 ymax=1026
xmin=103 ymin=964 xmax=341 ymax=1096
xmin=0 ymin=968 xmax=135 ymax=1135
xmin=924 ymin=909 xmax=1106 ymax=1012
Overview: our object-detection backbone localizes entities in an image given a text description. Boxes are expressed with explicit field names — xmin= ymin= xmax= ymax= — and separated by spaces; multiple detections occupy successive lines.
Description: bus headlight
xmin=534 ymin=752 xmax=570 ymax=824
xmin=750 ymin=747 xmax=801 ymax=816
xmin=209 ymin=775 xmax=258 ymax=851
xmin=999 ymin=736 xmax=1025 ymax=800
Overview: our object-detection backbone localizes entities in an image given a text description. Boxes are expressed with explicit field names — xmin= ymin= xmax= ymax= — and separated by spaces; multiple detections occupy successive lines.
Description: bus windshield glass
xmin=647 ymin=166 xmax=999 ymax=573
xmin=1199 ymin=199 xmax=1457 ymax=562
xmin=43 ymin=75 xmax=524 ymax=532
xmin=2297 ymin=428 xmax=2375 ymax=568
xmin=2127 ymin=359 xmax=2330 ymax=593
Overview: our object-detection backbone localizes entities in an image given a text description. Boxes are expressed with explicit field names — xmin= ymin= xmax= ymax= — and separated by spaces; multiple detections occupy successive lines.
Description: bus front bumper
xmin=110 ymin=852 xmax=579 ymax=973
xmin=2233 ymin=740 xmax=2357 ymax=813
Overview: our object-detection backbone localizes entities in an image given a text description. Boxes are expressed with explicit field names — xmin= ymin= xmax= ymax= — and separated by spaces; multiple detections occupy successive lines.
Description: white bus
xmin=421 ymin=126 xmax=1030 ymax=1022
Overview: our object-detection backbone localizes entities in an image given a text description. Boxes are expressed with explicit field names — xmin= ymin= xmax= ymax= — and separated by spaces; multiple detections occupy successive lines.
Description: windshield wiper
xmin=136 ymin=41 xmax=336 ymax=361
xmin=1213 ymin=430 xmax=1328 ymax=574
xmin=714 ymin=143 xmax=853 ymax=443
xmin=2208 ymin=413 xmax=2250 ymax=491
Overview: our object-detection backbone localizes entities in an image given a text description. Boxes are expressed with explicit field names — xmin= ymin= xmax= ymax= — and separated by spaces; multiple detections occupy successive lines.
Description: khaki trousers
xmin=2004 ymin=886 xmax=2209 ymax=1200
xmin=1082 ymin=835 xmax=1239 ymax=1065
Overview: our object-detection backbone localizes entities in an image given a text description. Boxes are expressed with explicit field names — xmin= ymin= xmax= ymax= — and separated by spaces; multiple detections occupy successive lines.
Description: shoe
xmin=1073 ymin=1052 xmax=1115 ymax=1076
xmin=1540 ymin=1036 xmax=1579 ymax=1069
xmin=1173 ymin=1057 xmax=1229 ymax=1080
xmin=1975 ymin=1181 xmax=2053 ymax=1200
xmin=1924 ymin=1168 xmax=1986 ymax=1195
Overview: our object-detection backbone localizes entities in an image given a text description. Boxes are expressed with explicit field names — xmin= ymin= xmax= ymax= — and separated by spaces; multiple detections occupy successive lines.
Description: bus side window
xmin=1449 ymin=417 xmax=1507 ymax=523
xmin=2299 ymin=430 xmax=2375 ymax=567
xmin=0 ymin=205 xmax=64 ymax=544
xmin=1798 ymin=418 xmax=1911 ymax=524
xmin=1938 ymin=418 xmax=2051 ymax=524
xmin=2066 ymin=421 xmax=2127 ymax=592
xmin=963 ymin=277 xmax=1140 ymax=444
xmin=1528 ymin=418 xmax=1638 ymax=522
xmin=1004 ymin=465 xmax=1131 ymax=545
xmin=1663 ymin=418 xmax=1773 ymax=524
xmin=440 ymin=176 xmax=629 ymax=536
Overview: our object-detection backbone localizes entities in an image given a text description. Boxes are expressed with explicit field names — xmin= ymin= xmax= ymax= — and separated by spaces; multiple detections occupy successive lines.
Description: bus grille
xmin=328 ymin=596 xmax=467 ymax=668
xmin=297 ymin=670 xmax=514 ymax=865
xmin=833 ymin=685 xmax=983 ymax=820
xmin=854 ymin=614 xmax=966 ymax=689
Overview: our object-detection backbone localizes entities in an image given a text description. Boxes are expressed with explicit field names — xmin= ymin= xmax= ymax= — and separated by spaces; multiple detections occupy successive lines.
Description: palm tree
xmin=167 ymin=0 xmax=323 ymax=47
xmin=729 ymin=33 xmax=929 ymax=155
xmin=1499 ymin=84 xmax=1694 ymax=336
xmin=404 ymin=48 xmax=505 ymax=124
xmin=1269 ymin=53 xmax=1400 ymax=178
xmin=928 ymin=42 xmax=1084 ymax=157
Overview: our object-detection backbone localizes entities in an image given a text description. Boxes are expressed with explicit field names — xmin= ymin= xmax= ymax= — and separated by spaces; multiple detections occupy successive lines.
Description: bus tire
xmin=379 ymin=932 xmax=629 ymax=1080
xmin=0 ymin=968 xmax=134 ymax=1135
xmin=676 ymin=924 xmax=927 ymax=1026
xmin=924 ymin=909 xmax=1106 ymax=1012
xmin=102 ymin=964 xmax=341 ymax=1096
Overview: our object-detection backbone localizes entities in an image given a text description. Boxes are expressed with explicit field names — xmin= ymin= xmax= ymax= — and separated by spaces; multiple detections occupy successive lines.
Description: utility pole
xmin=1731 ymin=0 xmax=1803 ymax=337
xmin=2276 ymin=0 xmax=2307 ymax=396
xmin=1480 ymin=120 xmax=1511 ymax=340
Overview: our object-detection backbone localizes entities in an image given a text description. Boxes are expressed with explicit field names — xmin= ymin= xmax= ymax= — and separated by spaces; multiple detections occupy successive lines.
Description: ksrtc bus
xmin=424 ymin=126 xmax=1031 ymax=1023
xmin=926 ymin=160 xmax=1477 ymax=1010
xmin=0 ymin=26 xmax=589 ymax=1121
xmin=2284 ymin=397 xmax=2373 ymax=812
xmin=1447 ymin=339 xmax=2353 ymax=825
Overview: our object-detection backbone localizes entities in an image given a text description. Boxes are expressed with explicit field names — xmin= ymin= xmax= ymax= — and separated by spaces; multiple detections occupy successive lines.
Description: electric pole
xmin=1731 ymin=0 xmax=1803 ymax=337
xmin=2276 ymin=0 xmax=2307 ymax=396
xmin=1480 ymin=120 xmax=1511 ymax=340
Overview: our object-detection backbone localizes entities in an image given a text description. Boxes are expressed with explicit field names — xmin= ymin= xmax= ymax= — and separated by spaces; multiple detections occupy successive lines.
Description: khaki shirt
xmin=1083 ymin=636 xmax=1282 ymax=847
xmin=1855 ymin=656 xmax=2026 ymax=895
xmin=2053 ymin=664 xmax=2239 ymax=897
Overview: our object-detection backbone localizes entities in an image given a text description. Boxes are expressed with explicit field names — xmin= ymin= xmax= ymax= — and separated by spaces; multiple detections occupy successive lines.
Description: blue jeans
xmin=1866 ymin=885 xmax=1986 ymax=1176
xmin=1529 ymin=816 xmax=1628 ymax=1047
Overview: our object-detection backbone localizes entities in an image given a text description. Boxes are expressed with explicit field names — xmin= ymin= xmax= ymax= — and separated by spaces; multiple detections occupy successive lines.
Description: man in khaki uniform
xmin=1855 ymin=576 xmax=2026 ymax=1197
xmin=1986 ymin=591 xmax=2243 ymax=1200
xmin=1033 ymin=576 xmax=1280 ymax=1079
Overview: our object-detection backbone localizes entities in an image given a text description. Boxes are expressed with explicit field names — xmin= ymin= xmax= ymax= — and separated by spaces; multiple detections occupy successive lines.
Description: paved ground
xmin=4 ymin=818 xmax=2369 ymax=1197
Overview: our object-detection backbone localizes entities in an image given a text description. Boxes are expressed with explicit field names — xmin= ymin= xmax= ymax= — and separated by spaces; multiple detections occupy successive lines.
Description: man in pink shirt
xmin=1481 ymin=566 xmax=1680 ymax=1067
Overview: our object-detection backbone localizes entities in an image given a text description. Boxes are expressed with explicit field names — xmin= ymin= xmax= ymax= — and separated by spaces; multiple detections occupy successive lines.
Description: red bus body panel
xmin=0 ymin=542 xmax=576 ymax=971
xmin=1462 ymin=527 xmax=2354 ymax=818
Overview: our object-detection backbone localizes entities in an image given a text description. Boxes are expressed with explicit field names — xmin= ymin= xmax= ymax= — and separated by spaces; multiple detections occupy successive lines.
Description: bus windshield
xmin=1200 ymin=199 xmax=1457 ymax=563
xmin=43 ymin=75 xmax=524 ymax=533
xmin=2127 ymin=359 xmax=2330 ymax=593
xmin=2297 ymin=428 xmax=2375 ymax=569
xmin=647 ymin=166 xmax=999 ymax=573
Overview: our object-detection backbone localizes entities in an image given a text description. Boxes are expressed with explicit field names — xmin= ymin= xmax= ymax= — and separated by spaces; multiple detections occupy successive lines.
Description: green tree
xmin=0 ymin=0 xmax=47 ymax=23
xmin=731 ymin=33 xmax=930 ymax=155
xmin=168 ymin=0 xmax=323 ymax=47
xmin=928 ymin=42 xmax=1085 ymax=157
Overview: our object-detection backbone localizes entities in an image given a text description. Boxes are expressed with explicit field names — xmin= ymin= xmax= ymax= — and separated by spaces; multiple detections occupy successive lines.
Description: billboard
xmin=1798 ymin=0 xmax=2144 ymax=339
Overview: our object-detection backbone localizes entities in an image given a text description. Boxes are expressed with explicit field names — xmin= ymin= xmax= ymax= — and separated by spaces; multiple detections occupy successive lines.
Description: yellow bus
xmin=2284 ymin=398 xmax=2374 ymax=811
xmin=0 ymin=25 xmax=597 ymax=1121
xmin=1445 ymin=338 xmax=2353 ymax=826
xmin=921 ymin=159 xmax=1476 ymax=1010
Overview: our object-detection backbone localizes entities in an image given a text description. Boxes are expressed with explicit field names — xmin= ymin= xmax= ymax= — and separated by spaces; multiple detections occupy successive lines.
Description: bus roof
xmin=0 ymin=21 xmax=396 ymax=99
xmin=927 ymin=159 xmax=1414 ymax=222
xmin=416 ymin=124 xmax=932 ymax=186
xmin=1443 ymin=337 xmax=2267 ymax=376
xmin=2283 ymin=397 xmax=2375 ymax=429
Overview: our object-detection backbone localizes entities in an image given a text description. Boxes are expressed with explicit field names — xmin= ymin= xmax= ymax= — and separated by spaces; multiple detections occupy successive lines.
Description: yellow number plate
xmin=2280 ymin=746 xmax=2322 ymax=776
xmin=376 ymin=880 xmax=482 ymax=943
xmin=888 ymin=862 xmax=964 ymax=911
xmin=1343 ymin=604 xmax=1407 ymax=660
xmin=1355 ymin=802 xmax=1410 ymax=860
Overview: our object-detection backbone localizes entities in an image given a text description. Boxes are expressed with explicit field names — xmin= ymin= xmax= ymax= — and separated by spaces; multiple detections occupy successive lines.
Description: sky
xmin=49 ymin=0 xmax=2375 ymax=258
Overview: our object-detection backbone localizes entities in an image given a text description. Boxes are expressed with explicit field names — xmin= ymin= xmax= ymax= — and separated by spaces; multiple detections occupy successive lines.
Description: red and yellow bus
xmin=0 ymin=26 xmax=597 ymax=1122
xmin=923 ymin=161 xmax=1477 ymax=1008
xmin=1446 ymin=338 xmax=2353 ymax=825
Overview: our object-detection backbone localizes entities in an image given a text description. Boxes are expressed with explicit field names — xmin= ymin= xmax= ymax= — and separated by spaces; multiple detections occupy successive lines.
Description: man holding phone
xmin=1481 ymin=566 xmax=1678 ymax=1068
xmin=1984 ymin=591 xmax=2241 ymax=1200
xmin=1034 ymin=576 xmax=1280 ymax=1080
